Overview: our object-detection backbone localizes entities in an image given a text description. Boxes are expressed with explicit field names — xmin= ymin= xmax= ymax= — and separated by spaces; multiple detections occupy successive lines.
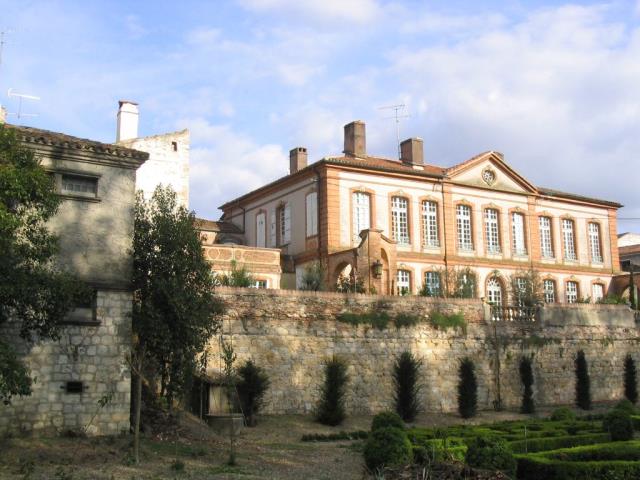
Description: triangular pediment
xmin=445 ymin=151 xmax=537 ymax=194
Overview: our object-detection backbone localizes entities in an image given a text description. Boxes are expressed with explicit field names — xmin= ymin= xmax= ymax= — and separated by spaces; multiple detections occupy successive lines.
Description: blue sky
xmin=1 ymin=0 xmax=639 ymax=231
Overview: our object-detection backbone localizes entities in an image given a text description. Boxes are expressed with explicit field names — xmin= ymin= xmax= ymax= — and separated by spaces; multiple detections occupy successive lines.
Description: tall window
xmin=391 ymin=197 xmax=410 ymax=245
xmin=539 ymin=216 xmax=554 ymax=258
xmin=306 ymin=192 xmax=318 ymax=237
xmin=566 ymin=281 xmax=578 ymax=303
xmin=484 ymin=208 xmax=501 ymax=254
xmin=562 ymin=219 xmax=577 ymax=261
xmin=256 ymin=212 xmax=266 ymax=248
xmin=423 ymin=271 xmax=441 ymax=297
xmin=487 ymin=277 xmax=502 ymax=305
xmin=352 ymin=192 xmax=370 ymax=244
xmin=511 ymin=212 xmax=526 ymax=255
xmin=588 ymin=223 xmax=603 ymax=263
xmin=592 ymin=283 xmax=604 ymax=302
xmin=514 ymin=277 xmax=527 ymax=306
xmin=456 ymin=205 xmax=473 ymax=251
xmin=421 ymin=200 xmax=439 ymax=247
xmin=543 ymin=279 xmax=556 ymax=303
xmin=277 ymin=203 xmax=291 ymax=245
xmin=396 ymin=270 xmax=410 ymax=295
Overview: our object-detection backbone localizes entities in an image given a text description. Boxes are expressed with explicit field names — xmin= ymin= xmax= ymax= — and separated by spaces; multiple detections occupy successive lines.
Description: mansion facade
xmin=218 ymin=121 xmax=622 ymax=304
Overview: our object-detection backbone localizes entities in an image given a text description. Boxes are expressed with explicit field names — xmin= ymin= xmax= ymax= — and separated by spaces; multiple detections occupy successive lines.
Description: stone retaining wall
xmin=211 ymin=288 xmax=639 ymax=414
xmin=0 ymin=290 xmax=131 ymax=436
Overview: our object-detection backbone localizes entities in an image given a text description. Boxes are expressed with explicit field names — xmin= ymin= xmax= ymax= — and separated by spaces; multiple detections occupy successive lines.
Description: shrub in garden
xmin=458 ymin=358 xmax=477 ymax=418
xmin=613 ymin=398 xmax=637 ymax=416
xmin=624 ymin=355 xmax=638 ymax=405
xmin=465 ymin=436 xmax=516 ymax=478
xmin=363 ymin=427 xmax=412 ymax=471
xmin=393 ymin=351 xmax=422 ymax=422
xmin=371 ymin=411 xmax=404 ymax=432
xmin=519 ymin=356 xmax=535 ymax=414
xmin=236 ymin=360 xmax=270 ymax=427
xmin=575 ymin=350 xmax=592 ymax=410
xmin=603 ymin=409 xmax=634 ymax=441
xmin=550 ymin=406 xmax=576 ymax=422
xmin=315 ymin=356 xmax=349 ymax=426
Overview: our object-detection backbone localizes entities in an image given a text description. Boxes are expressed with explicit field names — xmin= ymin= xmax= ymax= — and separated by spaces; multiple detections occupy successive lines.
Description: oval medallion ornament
xmin=482 ymin=168 xmax=496 ymax=186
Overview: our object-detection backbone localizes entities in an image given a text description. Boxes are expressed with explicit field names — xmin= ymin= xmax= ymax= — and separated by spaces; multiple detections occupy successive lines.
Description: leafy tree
xmin=315 ymin=356 xmax=349 ymax=426
xmin=575 ymin=350 xmax=591 ymax=410
xmin=393 ymin=351 xmax=422 ymax=422
xmin=519 ymin=356 xmax=535 ymax=414
xmin=300 ymin=261 xmax=325 ymax=291
xmin=624 ymin=355 xmax=638 ymax=404
xmin=509 ymin=268 xmax=543 ymax=307
xmin=215 ymin=260 xmax=254 ymax=287
xmin=0 ymin=125 xmax=83 ymax=404
xmin=458 ymin=357 xmax=477 ymax=418
xmin=132 ymin=186 xmax=222 ymax=407
xmin=237 ymin=359 xmax=270 ymax=427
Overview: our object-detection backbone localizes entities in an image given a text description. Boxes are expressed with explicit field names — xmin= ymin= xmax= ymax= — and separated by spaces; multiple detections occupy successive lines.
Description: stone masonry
xmin=0 ymin=291 xmax=132 ymax=436
xmin=210 ymin=287 xmax=639 ymax=415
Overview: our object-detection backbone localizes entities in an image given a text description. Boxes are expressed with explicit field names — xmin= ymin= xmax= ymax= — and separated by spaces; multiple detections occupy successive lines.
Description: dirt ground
xmin=0 ymin=407 xmax=599 ymax=480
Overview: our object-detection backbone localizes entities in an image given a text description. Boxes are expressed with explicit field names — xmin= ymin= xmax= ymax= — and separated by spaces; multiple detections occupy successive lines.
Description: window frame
xmin=539 ymin=216 xmax=555 ymax=259
xmin=483 ymin=207 xmax=502 ymax=254
xmin=420 ymin=198 xmax=440 ymax=248
xmin=48 ymin=169 xmax=101 ymax=202
xmin=486 ymin=276 xmax=503 ymax=306
xmin=543 ymin=278 xmax=556 ymax=303
xmin=276 ymin=202 xmax=291 ymax=246
xmin=591 ymin=282 xmax=605 ymax=302
xmin=255 ymin=210 xmax=267 ymax=248
xmin=587 ymin=221 xmax=603 ymax=264
xmin=456 ymin=203 xmax=474 ymax=252
xmin=423 ymin=270 xmax=441 ymax=297
xmin=390 ymin=195 xmax=411 ymax=246
xmin=510 ymin=210 xmax=527 ymax=256
xmin=561 ymin=217 xmax=578 ymax=261
xmin=351 ymin=190 xmax=373 ymax=245
xmin=565 ymin=280 xmax=579 ymax=304
xmin=396 ymin=269 xmax=411 ymax=295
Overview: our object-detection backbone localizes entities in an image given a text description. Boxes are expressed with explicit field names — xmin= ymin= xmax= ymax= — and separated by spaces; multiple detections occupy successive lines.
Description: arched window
xmin=396 ymin=269 xmax=411 ymax=295
xmin=487 ymin=277 xmax=503 ymax=305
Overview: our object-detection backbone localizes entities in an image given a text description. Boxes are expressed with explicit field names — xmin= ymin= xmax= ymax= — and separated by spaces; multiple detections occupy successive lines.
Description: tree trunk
xmin=134 ymin=356 xmax=142 ymax=464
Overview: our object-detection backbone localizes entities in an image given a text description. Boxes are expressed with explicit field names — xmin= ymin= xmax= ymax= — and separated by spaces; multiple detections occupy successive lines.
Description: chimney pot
xmin=343 ymin=120 xmax=366 ymax=157
xmin=400 ymin=137 xmax=424 ymax=166
xmin=116 ymin=100 xmax=139 ymax=142
xmin=289 ymin=146 xmax=308 ymax=174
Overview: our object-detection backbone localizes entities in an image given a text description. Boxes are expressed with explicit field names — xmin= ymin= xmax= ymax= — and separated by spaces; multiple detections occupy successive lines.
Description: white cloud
xmin=124 ymin=14 xmax=147 ymax=39
xmin=275 ymin=63 xmax=323 ymax=86
xmin=237 ymin=0 xmax=382 ymax=24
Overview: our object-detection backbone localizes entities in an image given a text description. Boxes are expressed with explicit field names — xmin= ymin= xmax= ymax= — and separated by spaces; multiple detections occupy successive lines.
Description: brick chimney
xmin=0 ymin=105 xmax=6 ymax=124
xmin=343 ymin=120 xmax=366 ymax=158
xmin=116 ymin=100 xmax=139 ymax=142
xmin=289 ymin=146 xmax=308 ymax=174
xmin=400 ymin=138 xmax=424 ymax=166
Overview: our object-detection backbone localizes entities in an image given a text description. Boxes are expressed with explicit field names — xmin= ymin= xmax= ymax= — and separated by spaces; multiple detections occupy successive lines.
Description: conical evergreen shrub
xmin=519 ymin=356 xmax=535 ymax=414
xmin=458 ymin=357 xmax=477 ymax=418
xmin=393 ymin=351 xmax=422 ymax=422
xmin=315 ymin=355 xmax=349 ymax=426
xmin=624 ymin=355 xmax=638 ymax=405
xmin=575 ymin=350 xmax=591 ymax=410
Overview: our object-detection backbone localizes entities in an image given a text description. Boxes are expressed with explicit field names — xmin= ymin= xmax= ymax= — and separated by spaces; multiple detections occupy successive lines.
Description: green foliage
xmin=598 ymin=294 xmax=628 ymax=305
xmin=613 ymin=399 xmax=638 ymax=416
xmin=465 ymin=436 xmax=517 ymax=477
xmin=519 ymin=356 xmax=535 ymax=414
xmin=336 ymin=311 xmax=389 ymax=330
xmin=422 ymin=266 xmax=477 ymax=298
xmin=299 ymin=261 xmax=325 ymax=291
xmin=458 ymin=357 xmax=478 ymax=419
xmin=0 ymin=125 xmax=85 ymax=403
xmin=215 ymin=260 xmax=254 ymax=288
xmin=236 ymin=360 xmax=270 ymax=427
xmin=509 ymin=268 xmax=544 ymax=307
xmin=393 ymin=351 xmax=422 ymax=422
xmin=550 ymin=407 xmax=576 ymax=422
xmin=301 ymin=430 xmax=368 ymax=442
xmin=393 ymin=313 xmax=421 ymax=328
xmin=132 ymin=186 xmax=223 ymax=405
xmin=429 ymin=311 xmax=466 ymax=332
xmin=363 ymin=427 xmax=412 ymax=471
xmin=603 ymin=409 xmax=634 ymax=441
xmin=371 ymin=411 xmax=405 ymax=432
xmin=509 ymin=433 xmax=610 ymax=454
xmin=335 ymin=273 xmax=365 ymax=293
xmin=315 ymin=356 xmax=349 ymax=426
xmin=624 ymin=355 xmax=638 ymax=405
xmin=575 ymin=350 xmax=592 ymax=410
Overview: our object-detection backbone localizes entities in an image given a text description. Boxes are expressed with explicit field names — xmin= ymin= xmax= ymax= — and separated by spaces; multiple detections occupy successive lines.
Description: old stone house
xmin=0 ymin=124 xmax=148 ymax=436
xmin=219 ymin=120 xmax=622 ymax=303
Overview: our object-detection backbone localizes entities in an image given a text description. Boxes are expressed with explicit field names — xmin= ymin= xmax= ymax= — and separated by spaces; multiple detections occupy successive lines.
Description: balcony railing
xmin=490 ymin=305 xmax=538 ymax=322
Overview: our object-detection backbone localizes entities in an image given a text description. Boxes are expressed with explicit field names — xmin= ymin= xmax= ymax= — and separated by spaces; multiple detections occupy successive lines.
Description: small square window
xmin=171 ymin=141 xmax=178 ymax=152
xmin=65 ymin=381 xmax=84 ymax=394
xmin=61 ymin=174 xmax=98 ymax=198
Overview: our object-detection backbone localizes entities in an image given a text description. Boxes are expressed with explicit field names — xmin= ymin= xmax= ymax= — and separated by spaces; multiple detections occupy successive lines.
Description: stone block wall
xmin=0 ymin=290 xmax=132 ymax=436
xmin=210 ymin=288 xmax=639 ymax=414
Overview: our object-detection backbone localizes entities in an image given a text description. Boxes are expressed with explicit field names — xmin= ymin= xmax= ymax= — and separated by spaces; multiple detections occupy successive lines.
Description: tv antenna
xmin=7 ymin=88 xmax=40 ymax=119
xmin=379 ymin=103 xmax=410 ymax=159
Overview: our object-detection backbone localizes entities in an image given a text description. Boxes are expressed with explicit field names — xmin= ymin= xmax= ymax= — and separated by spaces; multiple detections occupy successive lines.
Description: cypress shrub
xmin=465 ymin=436 xmax=516 ymax=478
xmin=575 ymin=350 xmax=591 ymax=410
xmin=624 ymin=355 xmax=638 ymax=405
xmin=363 ymin=427 xmax=412 ymax=471
xmin=371 ymin=411 xmax=404 ymax=432
xmin=236 ymin=360 xmax=270 ymax=427
xmin=519 ymin=356 xmax=535 ymax=414
xmin=315 ymin=356 xmax=349 ymax=426
xmin=603 ymin=409 xmax=634 ymax=441
xmin=458 ymin=357 xmax=478 ymax=419
xmin=393 ymin=351 xmax=422 ymax=422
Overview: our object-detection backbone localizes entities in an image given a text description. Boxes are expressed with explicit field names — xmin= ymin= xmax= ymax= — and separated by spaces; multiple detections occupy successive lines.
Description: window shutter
xmin=306 ymin=192 xmax=318 ymax=236
xmin=269 ymin=211 xmax=276 ymax=246
xmin=256 ymin=213 xmax=266 ymax=248
xmin=284 ymin=203 xmax=291 ymax=243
